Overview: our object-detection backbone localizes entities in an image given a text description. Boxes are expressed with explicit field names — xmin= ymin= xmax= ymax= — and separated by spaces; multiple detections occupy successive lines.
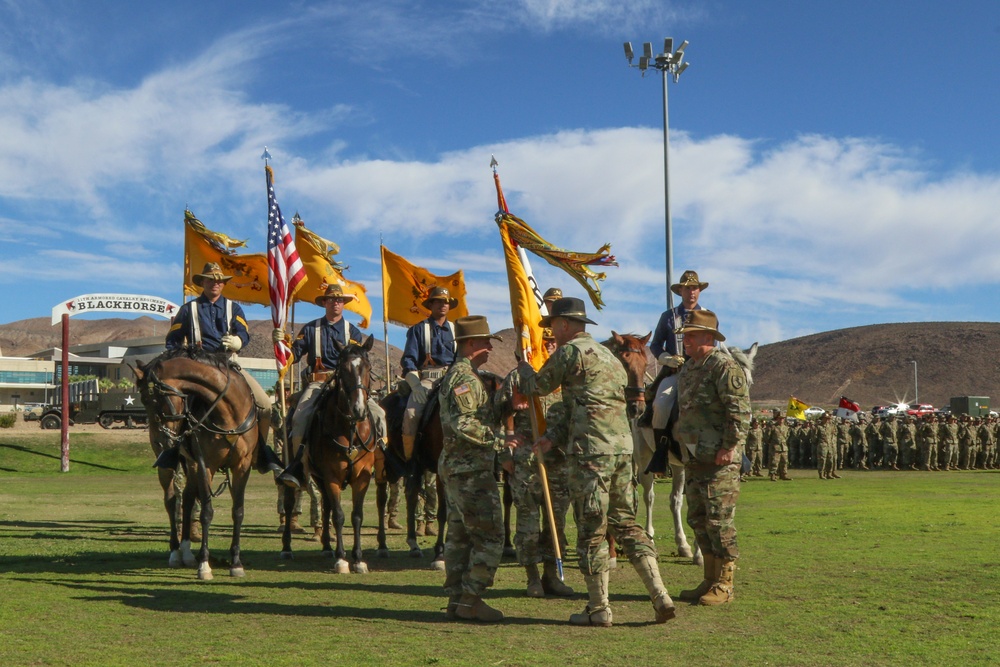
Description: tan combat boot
xmin=699 ymin=558 xmax=736 ymax=606
xmin=387 ymin=514 xmax=403 ymax=530
xmin=455 ymin=593 xmax=504 ymax=623
xmin=425 ymin=521 xmax=438 ymax=536
xmin=415 ymin=521 xmax=425 ymax=536
xmin=525 ymin=563 xmax=544 ymax=598
xmin=289 ymin=515 xmax=305 ymax=533
xmin=541 ymin=561 xmax=575 ymax=597
xmin=679 ymin=552 xmax=715 ymax=601
xmin=445 ymin=594 xmax=462 ymax=620
xmin=308 ymin=525 xmax=322 ymax=542
xmin=632 ymin=555 xmax=676 ymax=623
xmin=569 ymin=571 xmax=612 ymax=627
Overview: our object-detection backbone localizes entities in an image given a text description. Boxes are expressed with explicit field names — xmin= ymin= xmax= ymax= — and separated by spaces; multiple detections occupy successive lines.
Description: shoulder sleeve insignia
xmin=454 ymin=384 xmax=471 ymax=396
xmin=729 ymin=372 xmax=745 ymax=392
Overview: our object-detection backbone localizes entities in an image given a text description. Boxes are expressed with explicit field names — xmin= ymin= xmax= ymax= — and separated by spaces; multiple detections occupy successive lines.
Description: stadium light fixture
xmin=623 ymin=36 xmax=692 ymax=310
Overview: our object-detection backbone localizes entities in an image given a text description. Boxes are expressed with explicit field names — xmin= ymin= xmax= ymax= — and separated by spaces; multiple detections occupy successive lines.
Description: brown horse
xmin=280 ymin=336 xmax=382 ymax=573
xmin=135 ymin=347 xmax=260 ymax=580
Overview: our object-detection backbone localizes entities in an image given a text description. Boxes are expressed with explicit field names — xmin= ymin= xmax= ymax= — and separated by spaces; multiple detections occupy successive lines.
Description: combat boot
xmin=525 ymin=563 xmax=545 ymax=598
xmin=780 ymin=473 xmax=793 ymax=481
xmin=455 ymin=593 xmax=504 ymax=623
xmin=569 ymin=571 xmax=612 ymax=627
xmin=541 ymin=561 xmax=575 ymax=597
xmin=679 ymin=552 xmax=716 ymax=601
xmin=699 ymin=558 xmax=736 ymax=606
xmin=387 ymin=515 xmax=403 ymax=530
xmin=831 ymin=471 xmax=842 ymax=479
xmin=769 ymin=473 xmax=777 ymax=482
xmin=415 ymin=521 xmax=425 ymax=536
xmin=289 ymin=514 xmax=305 ymax=534
xmin=424 ymin=521 xmax=438 ymax=536
xmin=632 ymin=555 xmax=676 ymax=623
xmin=308 ymin=525 xmax=322 ymax=542
xmin=445 ymin=594 xmax=462 ymax=620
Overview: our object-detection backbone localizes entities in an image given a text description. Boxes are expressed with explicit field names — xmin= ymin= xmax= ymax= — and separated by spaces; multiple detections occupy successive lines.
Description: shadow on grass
xmin=0 ymin=442 xmax=129 ymax=471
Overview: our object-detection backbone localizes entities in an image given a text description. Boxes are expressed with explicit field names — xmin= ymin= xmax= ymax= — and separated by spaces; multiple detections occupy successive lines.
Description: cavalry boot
xmin=153 ymin=445 xmax=180 ymax=470
xmin=699 ymin=558 xmax=736 ymax=606
xmin=569 ymin=572 xmax=612 ymax=627
xmin=542 ymin=561 xmax=575 ymax=597
xmin=256 ymin=442 xmax=284 ymax=475
xmin=679 ymin=552 xmax=716 ymax=601
xmin=402 ymin=434 xmax=417 ymax=461
xmin=277 ymin=439 xmax=306 ymax=489
xmin=525 ymin=563 xmax=545 ymax=598
xmin=633 ymin=555 xmax=676 ymax=623
xmin=455 ymin=593 xmax=504 ymax=623
xmin=644 ymin=430 xmax=669 ymax=475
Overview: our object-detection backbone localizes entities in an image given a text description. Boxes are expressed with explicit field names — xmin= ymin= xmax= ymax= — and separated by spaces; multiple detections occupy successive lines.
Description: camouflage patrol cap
xmin=422 ymin=286 xmax=459 ymax=309
xmin=192 ymin=262 xmax=233 ymax=287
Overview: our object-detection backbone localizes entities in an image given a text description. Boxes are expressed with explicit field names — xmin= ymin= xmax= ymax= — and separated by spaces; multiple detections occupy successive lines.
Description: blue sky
xmin=2 ymin=0 xmax=999 ymax=353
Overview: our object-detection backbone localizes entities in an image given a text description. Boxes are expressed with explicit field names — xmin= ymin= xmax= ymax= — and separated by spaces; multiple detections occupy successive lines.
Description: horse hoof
xmin=168 ymin=550 xmax=182 ymax=568
xmin=279 ymin=551 xmax=294 ymax=560
xmin=321 ymin=550 xmax=335 ymax=559
xmin=197 ymin=563 xmax=214 ymax=581
xmin=693 ymin=553 xmax=704 ymax=566
xmin=377 ymin=548 xmax=390 ymax=559
xmin=334 ymin=559 xmax=351 ymax=574
xmin=409 ymin=547 xmax=423 ymax=558
xmin=230 ymin=567 xmax=245 ymax=578
xmin=352 ymin=562 xmax=369 ymax=574
xmin=180 ymin=540 xmax=197 ymax=568
xmin=678 ymin=544 xmax=694 ymax=559
xmin=429 ymin=558 xmax=446 ymax=571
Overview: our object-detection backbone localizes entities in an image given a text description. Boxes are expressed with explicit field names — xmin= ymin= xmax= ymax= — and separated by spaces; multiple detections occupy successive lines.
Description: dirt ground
xmin=4 ymin=411 xmax=146 ymax=438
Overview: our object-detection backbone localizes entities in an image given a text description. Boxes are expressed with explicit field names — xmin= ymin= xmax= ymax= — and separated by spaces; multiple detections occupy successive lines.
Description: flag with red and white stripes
xmin=266 ymin=164 xmax=306 ymax=370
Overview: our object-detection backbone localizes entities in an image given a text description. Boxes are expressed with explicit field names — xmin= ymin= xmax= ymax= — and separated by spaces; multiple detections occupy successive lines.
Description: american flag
xmin=266 ymin=165 xmax=306 ymax=370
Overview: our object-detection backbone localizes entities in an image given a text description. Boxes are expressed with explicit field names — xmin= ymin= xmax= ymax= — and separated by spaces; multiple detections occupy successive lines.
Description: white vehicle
xmin=804 ymin=406 xmax=826 ymax=419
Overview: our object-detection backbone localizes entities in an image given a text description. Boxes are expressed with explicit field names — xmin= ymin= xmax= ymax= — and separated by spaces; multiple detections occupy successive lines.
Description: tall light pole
xmin=910 ymin=360 xmax=918 ymax=403
xmin=624 ymin=38 xmax=690 ymax=310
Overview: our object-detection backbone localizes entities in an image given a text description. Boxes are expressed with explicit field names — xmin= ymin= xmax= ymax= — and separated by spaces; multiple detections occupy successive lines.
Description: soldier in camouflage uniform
xmin=849 ymin=417 xmax=868 ymax=470
xmin=385 ymin=478 xmax=404 ymax=530
xmin=745 ymin=418 xmax=764 ymax=477
xmin=272 ymin=389 xmax=321 ymax=539
xmin=978 ymin=417 xmax=994 ymax=469
xmin=865 ymin=417 xmax=882 ymax=469
xmin=836 ymin=418 xmax=851 ymax=469
xmin=496 ymin=329 xmax=574 ymax=599
xmin=672 ymin=310 xmax=751 ymax=607
xmin=918 ymin=415 xmax=939 ymax=471
xmin=765 ymin=412 xmax=791 ymax=481
xmin=438 ymin=316 xmax=508 ymax=623
xmin=879 ymin=415 xmax=898 ymax=470
xmin=957 ymin=415 xmax=974 ymax=470
xmin=519 ymin=297 xmax=675 ymax=627
xmin=897 ymin=415 xmax=917 ymax=470
xmin=938 ymin=414 xmax=960 ymax=470
xmin=815 ymin=413 xmax=839 ymax=479
xmin=787 ymin=420 xmax=801 ymax=468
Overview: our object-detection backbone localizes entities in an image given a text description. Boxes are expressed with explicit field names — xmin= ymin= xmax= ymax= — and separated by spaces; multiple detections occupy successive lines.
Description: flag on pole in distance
xmin=294 ymin=222 xmax=372 ymax=328
xmin=265 ymin=165 xmax=307 ymax=372
xmin=835 ymin=395 xmax=861 ymax=422
xmin=787 ymin=396 xmax=809 ymax=420
xmin=380 ymin=245 xmax=468 ymax=328
xmin=183 ymin=210 xmax=271 ymax=306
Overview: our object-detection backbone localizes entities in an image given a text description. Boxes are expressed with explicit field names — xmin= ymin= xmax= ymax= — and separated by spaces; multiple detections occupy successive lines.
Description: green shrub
xmin=0 ymin=412 xmax=17 ymax=428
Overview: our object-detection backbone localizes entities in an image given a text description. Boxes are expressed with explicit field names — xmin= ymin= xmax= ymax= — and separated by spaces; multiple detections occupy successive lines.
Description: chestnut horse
xmin=135 ymin=347 xmax=260 ymax=580
xmin=280 ymin=336 xmax=383 ymax=573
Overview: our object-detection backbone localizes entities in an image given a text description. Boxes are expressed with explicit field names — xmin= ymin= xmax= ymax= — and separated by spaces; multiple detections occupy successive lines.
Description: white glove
xmin=221 ymin=334 xmax=243 ymax=352
xmin=405 ymin=371 xmax=422 ymax=392
xmin=272 ymin=328 xmax=285 ymax=344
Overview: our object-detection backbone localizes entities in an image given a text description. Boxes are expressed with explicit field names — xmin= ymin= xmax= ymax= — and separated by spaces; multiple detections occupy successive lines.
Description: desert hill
xmin=2 ymin=317 xmax=997 ymax=410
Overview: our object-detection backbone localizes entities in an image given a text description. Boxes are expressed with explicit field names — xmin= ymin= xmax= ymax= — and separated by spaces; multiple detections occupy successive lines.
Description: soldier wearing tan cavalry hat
xmin=275 ymin=282 xmax=386 ymax=489
xmin=399 ymin=286 xmax=459 ymax=461
xmin=158 ymin=262 xmax=284 ymax=474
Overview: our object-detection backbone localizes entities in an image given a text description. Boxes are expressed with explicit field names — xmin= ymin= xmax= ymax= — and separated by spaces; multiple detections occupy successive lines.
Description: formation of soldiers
xmin=744 ymin=410 xmax=1000 ymax=478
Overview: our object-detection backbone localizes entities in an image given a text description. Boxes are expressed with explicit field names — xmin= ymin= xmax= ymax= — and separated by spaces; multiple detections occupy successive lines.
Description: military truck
xmin=949 ymin=396 xmax=990 ymax=418
xmin=39 ymin=391 xmax=148 ymax=430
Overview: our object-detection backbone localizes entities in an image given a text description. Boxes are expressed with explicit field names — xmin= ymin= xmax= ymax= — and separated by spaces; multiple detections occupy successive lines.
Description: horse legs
xmin=375 ymin=479 xmax=389 ymax=558
xmin=669 ymin=462 xmax=701 ymax=564
xmin=430 ymin=474 xmax=446 ymax=571
xmin=329 ymin=482 xmax=350 ymax=574
xmin=635 ymin=425 xmax=657 ymax=538
xmin=349 ymin=474 xmax=371 ymax=573
xmin=502 ymin=472 xmax=516 ymax=558
xmin=160 ymin=468 xmax=182 ymax=567
xmin=193 ymin=456 xmax=215 ymax=581
xmin=178 ymin=469 xmax=198 ymax=568
xmin=228 ymin=467 xmax=249 ymax=577
xmin=279 ymin=484 xmax=297 ymax=559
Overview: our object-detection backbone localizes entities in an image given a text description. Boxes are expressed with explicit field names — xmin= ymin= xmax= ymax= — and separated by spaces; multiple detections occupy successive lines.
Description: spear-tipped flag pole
xmin=264 ymin=148 xmax=306 ymax=463
xmin=493 ymin=157 xmax=564 ymax=583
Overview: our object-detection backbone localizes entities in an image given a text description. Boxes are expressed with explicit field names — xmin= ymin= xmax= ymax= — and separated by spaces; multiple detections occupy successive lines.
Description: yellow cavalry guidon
xmin=183 ymin=210 xmax=270 ymax=306
xmin=380 ymin=245 xmax=468 ymax=328
xmin=294 ymin=221 xmax=372 ymax=329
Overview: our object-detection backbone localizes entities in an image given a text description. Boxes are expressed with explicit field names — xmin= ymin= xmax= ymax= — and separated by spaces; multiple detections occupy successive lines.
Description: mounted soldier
xmin=274 ymin=284 xmax=387 ymax=489
xmin=154 ymin=262 xmax=282 ymax=473
xmin=399 ymin=286 xmax=458 ymax=460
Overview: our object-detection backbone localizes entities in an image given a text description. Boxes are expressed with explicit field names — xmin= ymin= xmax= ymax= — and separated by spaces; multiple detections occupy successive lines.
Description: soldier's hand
xmin=505 ymin=433 xmax=527 ymax=449
xmin=221 ymin=334 xmax=243 ymax=352
xmin=533 ymin=436 xmax=552 ymax=455
xmin=716 ymin=447 xmax=734 ymax=465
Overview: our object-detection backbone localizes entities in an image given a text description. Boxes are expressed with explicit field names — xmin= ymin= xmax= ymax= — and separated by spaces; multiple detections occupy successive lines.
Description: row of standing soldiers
xmin=745 ymin=412 xmax=1000 ymax=478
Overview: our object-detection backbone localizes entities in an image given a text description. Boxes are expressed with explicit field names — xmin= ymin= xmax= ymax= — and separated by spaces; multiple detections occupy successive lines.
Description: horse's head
xmin=333 ymin=335 xmax=374 ymax=421
xmin=720 ymin=341 xmax=758 ymax=387
xmin=133 ymin=353 xmax=189 ymax=450
xmin=604 ymin=331 xmax=652 ymax=419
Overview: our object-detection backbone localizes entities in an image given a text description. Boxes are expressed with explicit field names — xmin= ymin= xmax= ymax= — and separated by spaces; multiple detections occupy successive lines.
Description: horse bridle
xmin=326 ymin=347 xmax=375 ymax=453
xmin=144 ymin=363 xmax=257 ymax=449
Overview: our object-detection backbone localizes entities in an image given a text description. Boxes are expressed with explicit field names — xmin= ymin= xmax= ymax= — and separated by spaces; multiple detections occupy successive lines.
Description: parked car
xmin=906 ymin=403 xmax=935 ymax=417
xmin=804 ymin=406 xmax=826 ymax=419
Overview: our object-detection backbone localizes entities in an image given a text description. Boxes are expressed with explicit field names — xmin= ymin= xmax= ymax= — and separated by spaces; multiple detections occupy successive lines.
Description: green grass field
xmin=1 ymin=431 xmax=998 ymax=667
